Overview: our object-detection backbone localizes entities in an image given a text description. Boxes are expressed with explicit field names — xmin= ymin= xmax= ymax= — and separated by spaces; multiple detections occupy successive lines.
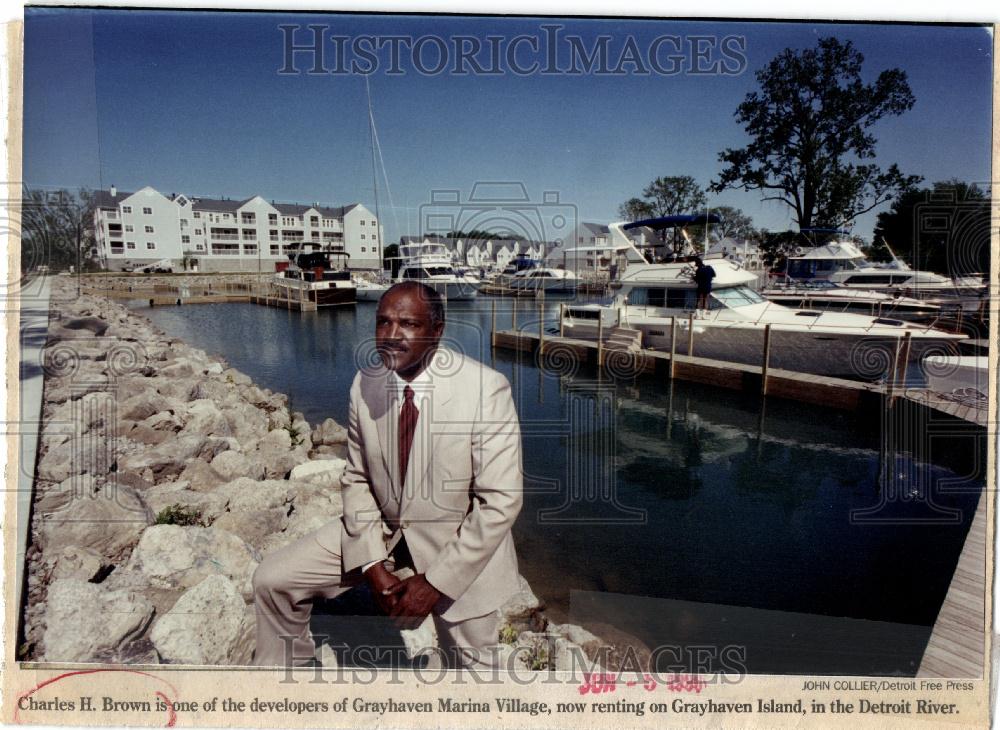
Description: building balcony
xmin=211 ymin=234 xmax=240 ymax=241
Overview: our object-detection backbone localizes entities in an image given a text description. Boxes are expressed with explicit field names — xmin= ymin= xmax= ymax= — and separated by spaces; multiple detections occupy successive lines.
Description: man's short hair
xmin=380 ymin=281 xmax=446 ymax=327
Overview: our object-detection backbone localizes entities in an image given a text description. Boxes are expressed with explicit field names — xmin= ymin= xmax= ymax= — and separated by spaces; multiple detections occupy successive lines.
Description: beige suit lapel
xmin=372 ymin=370 xmax=401 ymax=505
xmin=402 ymin=352 xmax=455 ymax=507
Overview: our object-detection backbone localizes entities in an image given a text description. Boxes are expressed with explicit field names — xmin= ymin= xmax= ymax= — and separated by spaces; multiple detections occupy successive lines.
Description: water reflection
xmin=139 ymin=301 xmax=984 ymax=675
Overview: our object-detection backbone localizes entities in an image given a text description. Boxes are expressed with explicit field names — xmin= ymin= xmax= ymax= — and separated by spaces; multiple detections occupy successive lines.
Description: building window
xmin=372 ymin=234 xmax=377 ymax=241
xmin=241 ymin=213 xmax=255 ymax=224
xmin=194 ymin=211 xmax=201 ymax=219
xmin=242 ymin=229 xmax=256 ymax=240
xmin=361 ymin=247 xmax=367 ymax=253
xmin=196 ymin=244 xmax=204 ymax=251
xmin=244 ymin=244 xmax=258 ymax=255
xmin=268 ymin=213 xmax=277 ymax=224
xmin=269 ymin=230 xmax=278 ymax=241
xmin=371 ymin=220 xmax=376 ymax=226
xmin=144 ymin=225 xmax=154 ymax=233
xmin=122 ymin=205 xmax=132 ymax=213
xmin=270 ymin=244 xmax=279 ymax=255
xmin=195 ymin=228 xmax=202 ymax=235
xmin=360 ymin=234 xmax=366 ymax=240
xmin=281 ymin=216 xmax=297 ymax=226
xmin=176 ymin=195 xmax=188 ymax=206
xmin=182 ymin=235 xmax=190 ymax=244
xmin=126 ymin=241 xmax=136 ymax=250
xmin=360 ymin=220 xmax=366 ymax=226
xmin=146 ymin=242 xmax=156 ymax=250
xmin=142 ymin=207 xmax=152 ymax=215
xmin=110 ymin=245 xmax=124 ymax=254
xmin=310 ymin=216 xmax=319 ymax=226
xmin=180 ymin=219 xmax=188 ymax=228
xmin=124 ymin=225 xmax=133 ymax=233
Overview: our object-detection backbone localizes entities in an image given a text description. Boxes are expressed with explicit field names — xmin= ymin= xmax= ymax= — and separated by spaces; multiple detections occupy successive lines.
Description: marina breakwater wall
xmin=19 ymin=278 xmax=628 ymax=670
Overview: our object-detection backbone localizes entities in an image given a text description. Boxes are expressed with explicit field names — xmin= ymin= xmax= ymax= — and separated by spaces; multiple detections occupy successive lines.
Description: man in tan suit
xmin=253 ymin=281 xmax=523 ymax=668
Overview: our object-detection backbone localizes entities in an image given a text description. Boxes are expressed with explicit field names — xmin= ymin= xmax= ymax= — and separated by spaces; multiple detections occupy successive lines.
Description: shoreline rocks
xmin=23 ymin=279 xmax=636 ymax=671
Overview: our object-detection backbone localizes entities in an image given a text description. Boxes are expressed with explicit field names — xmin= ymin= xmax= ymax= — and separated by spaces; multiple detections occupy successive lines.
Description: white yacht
xmin=760 ymin=280 xmax=943 ymax=322
xmin=273 ymin=242 xmax=356 ymax=306
xmin=504 ymin=266 xmax=578 ymax=294
xmin=562 ymin=221 xmax=967 ymax=379
xmin=394 ymin=242 xmax=481 ymax=300
xmin=784 ymin=240 xmax=986 ymax=299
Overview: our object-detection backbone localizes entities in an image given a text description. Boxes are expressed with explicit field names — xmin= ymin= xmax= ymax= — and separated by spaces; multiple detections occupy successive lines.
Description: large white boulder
xmin=150 ymin=575 xmax=251 ymax=665
xmin=42 ymin=579 xmax=154 ymax=662
xmin=125 ymin=525 xmax=259 ymax=599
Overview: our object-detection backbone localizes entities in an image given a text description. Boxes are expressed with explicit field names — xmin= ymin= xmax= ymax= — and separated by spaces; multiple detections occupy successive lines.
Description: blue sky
xmin=23 ymin=8 xmax=993 ymax=244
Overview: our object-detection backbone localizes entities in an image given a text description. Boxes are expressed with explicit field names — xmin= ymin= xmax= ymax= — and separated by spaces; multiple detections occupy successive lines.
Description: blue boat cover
xmin=623 ymin=214 xmax=721 ymax=230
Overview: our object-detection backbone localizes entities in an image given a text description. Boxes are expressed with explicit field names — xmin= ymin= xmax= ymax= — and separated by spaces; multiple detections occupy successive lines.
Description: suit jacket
xmin=323 ymin=347 xmax=523 ymax=622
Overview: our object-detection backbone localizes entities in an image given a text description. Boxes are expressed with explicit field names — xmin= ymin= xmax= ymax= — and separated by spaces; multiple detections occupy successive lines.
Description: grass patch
xmin=155 ymin=504 xmax=204 ymax=527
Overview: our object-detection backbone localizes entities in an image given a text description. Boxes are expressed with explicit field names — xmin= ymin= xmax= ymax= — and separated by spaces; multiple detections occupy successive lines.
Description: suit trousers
xmin=251 ymin=524 xmax=501 ymax=668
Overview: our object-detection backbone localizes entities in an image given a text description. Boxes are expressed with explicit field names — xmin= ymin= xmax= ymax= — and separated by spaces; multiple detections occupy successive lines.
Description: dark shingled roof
xmin=581 ymin=222 xmax=610 ymax=235
xmin=92 ymin=190 xmax=134 ymax=209
xmin=92 ymin=189 xmax=363 ymax=219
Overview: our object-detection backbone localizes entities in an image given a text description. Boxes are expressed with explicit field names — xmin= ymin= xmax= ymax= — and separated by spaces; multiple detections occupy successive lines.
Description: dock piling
xmin=687 ymin=313 xmax=695 ymax=357
xmin=669 ymin=316 xmax=677 ymax=379
xmin=597 ymin=316 xmax=604 ymax=368
xmin=491 ymin=300 xmax=497 ymax=348
xmin=761 ymin=324 xmax=773 ymax=395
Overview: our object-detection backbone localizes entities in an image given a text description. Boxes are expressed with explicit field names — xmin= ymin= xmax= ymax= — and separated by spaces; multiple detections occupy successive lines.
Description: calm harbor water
xmin=138 ymin=299 xmax=984 ymax=676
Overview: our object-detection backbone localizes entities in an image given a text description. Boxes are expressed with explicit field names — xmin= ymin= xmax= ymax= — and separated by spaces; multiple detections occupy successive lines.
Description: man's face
xmin=375 ymin=288 xmax=444 ymax=379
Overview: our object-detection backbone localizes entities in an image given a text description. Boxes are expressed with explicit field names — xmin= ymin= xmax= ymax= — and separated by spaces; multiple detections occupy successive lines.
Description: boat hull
xmin=564 ymin=318 xmax=963 ymax=380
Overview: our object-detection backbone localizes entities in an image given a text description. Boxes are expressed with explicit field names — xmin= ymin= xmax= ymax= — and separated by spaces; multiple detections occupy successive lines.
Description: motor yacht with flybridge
xmin=273 ymin=241 xmax=356 ymax=306
xmin=394 ymin=242 xmax=481 ymax=300
xmin=561 ymin=218 xmax=967 ymax=379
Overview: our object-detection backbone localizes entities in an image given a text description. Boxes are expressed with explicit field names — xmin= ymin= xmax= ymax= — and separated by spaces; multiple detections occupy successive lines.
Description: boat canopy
xmin=799 ymin=227 xmax=851 ymax=236
xmin=623 ymin=213 xmax=721 ymax=231
xmin=793 ymin=242 xmax=866 ymax=260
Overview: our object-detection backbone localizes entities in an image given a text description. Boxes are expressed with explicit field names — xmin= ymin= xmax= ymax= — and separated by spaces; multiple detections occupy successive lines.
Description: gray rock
xmin=210 ymin=450 xmax=264 ymax=482
xmin=150 ymin=575 xmax=250 ymax=665
xmin=119 ymin=393 xmax=173 ymax=422
xmin=212 ymin=509 xmax=287 ymax=551
xmin=288 ymin=459 xmax=347 ymax=487
xmin=143 ymin=481 xmax=224 ymax=520
xmin=312 ymin=417 xmax=348 ymax=446
xmin=117 ymin=434 xmax=208 ymax=480
xmin=38 ymin=483 xmax=153 ymax=561
xmin=42 ymin=579 xmax=154 ymax=662
xmin=178 ymin=459 xmax=226 ymax=492
xmin=142 ymin=411 xmax=183 ymax=432
xmin=48 ymin=545 xmax=104 ymax=582
xmin=179 ymin=399 xmax=232 ymax=438
xmin=125 ymin=525 xmax=259 ymax=599
xmin=501 ymin=575 xmax=543 ymax=621
xmin=223 ymin=368 xmax=252 ymax=386
xmin=210 ymin=477 xmax=295 ymax=516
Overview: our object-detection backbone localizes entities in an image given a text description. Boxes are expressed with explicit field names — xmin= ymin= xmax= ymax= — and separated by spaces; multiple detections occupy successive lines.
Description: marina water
xmin=138 ymin=299 xmax=984 ymax=676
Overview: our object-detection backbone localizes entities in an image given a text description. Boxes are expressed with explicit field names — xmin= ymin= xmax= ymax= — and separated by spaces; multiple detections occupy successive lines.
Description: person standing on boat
xmin=693 ymin=257 xmax=716 ymax=317
xmin=252 ymin=281 xmax=524 ymax=669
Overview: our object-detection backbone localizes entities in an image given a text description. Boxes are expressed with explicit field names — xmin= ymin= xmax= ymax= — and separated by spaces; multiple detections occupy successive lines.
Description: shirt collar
xmin=387 ymin=350 xmax=436 ymax=402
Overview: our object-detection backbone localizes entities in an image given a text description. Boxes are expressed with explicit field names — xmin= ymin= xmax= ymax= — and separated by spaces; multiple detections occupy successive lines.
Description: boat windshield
xmin=425 ymin=266 xmax=454 ymax=276
xmin=710 ymin=286 xmax=765 ymax=309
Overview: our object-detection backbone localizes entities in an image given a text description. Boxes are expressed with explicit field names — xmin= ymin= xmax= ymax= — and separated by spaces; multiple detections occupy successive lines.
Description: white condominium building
xmin=91 ymin=185 xmax=383 ymax=271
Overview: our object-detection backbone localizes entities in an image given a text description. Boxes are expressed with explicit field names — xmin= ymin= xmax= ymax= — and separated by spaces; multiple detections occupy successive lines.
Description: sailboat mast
xmin=365 ymin=76 xmax=382 ymax=267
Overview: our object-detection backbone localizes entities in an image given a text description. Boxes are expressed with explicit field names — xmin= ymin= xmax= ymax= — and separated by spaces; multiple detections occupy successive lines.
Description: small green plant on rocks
xmin=155 ymin=504 xmax=204 ymax=527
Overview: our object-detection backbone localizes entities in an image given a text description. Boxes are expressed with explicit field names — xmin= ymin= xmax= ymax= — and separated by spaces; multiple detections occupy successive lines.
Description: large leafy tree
xmin=873 ymin=180 xmax=990 ymax=275
xmin=617 ymin=197 xmax=654 ymax=223
xmin=686 ymin=205 xmax=757 ymax=244
xmin=619 ymin=176 xmax=707 ymax=253
xmin=20 ymin=187 xmax=95 ymax=272
xmin=712 ymin=37 xmax=921 ymax=230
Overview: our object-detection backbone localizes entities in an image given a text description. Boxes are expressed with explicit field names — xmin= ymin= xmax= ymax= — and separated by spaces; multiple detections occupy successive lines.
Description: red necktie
xmin=398 ymin=385 xmax=418 ymax=485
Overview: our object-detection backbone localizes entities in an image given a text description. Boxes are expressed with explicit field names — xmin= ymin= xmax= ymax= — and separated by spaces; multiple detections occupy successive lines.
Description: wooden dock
xmin=917 ymin=490 xmax=988 ymax=677
xmin=493 ymin=328 xmax=988 ymax=424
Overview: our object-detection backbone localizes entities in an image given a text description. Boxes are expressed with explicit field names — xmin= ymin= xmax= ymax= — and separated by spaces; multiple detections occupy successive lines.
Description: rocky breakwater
xmin=23 ymin=280 xmax=631 ymax=671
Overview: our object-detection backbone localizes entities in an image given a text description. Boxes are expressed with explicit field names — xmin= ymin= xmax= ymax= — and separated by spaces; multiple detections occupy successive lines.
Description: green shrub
xmin=155 ymin=504 xmax=203 ymax=527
